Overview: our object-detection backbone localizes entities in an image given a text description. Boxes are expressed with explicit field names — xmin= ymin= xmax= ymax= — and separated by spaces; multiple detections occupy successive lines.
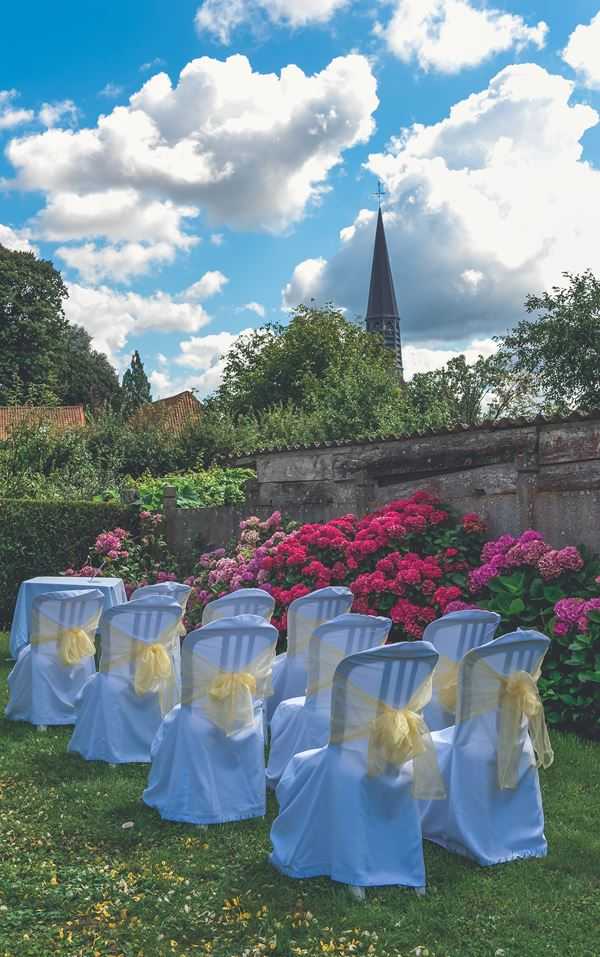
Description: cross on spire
xmin=373 ymin=179 xmax=386 ymax=207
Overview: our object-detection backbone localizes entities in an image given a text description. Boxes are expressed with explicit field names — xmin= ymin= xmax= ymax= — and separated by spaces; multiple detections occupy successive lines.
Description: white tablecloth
xmin=9 ymin=576 xmax=127 ymax=659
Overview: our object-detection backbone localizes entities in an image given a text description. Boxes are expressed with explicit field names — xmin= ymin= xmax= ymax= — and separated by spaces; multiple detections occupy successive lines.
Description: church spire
xmin=366 ymin=188 xmax=403 ymax=378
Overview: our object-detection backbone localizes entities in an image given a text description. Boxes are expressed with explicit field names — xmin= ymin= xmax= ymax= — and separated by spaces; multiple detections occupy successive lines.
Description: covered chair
xmin=6 ymin=589 xmax=103 ymax=727
xmin=130 ymin=586 xmax=190 ymax=697
xmin=143 ymin=615 xmax=278 ymax=824
xmin=266 ymin=586 xmax=353 ymax=724
xmin=201 ymin=588 xmax=275 ymax=625
xmin=266 ymin=613 xmax=392 ymax=789
xmin=270 ymin=641 xmax=444 ymax=895
xmin=420 ymin=630 xmax=554 ymax=866
xmin=68 ymin=599 xmax=182 ymax=763
xmin=422 ymin=610 xmax=501 ymax=732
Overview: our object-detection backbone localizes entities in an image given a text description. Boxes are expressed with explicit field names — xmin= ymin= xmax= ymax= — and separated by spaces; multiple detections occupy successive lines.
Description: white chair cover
xmin=420 ymin=630 xmax=553 ymax=865
xmin=201 ymin=588 xmax=275 ymax=624
xmin=423 ymin=610 xmax=501 ymax=731
xmin=266 ymin=613 xmax=392 ymax=788
xmin=266 ymin=586 xmax=353 ymax=724
xmin=68 ymin=599 xmax=182 ymax=763
xmin=270 ymin=641 xmax=441 ymax=890
xmin=129 ymin=589 xmax=188 ymax=699
xmin=143 ymin=615 xmax=278 ymax=825
xmin=6 ymin=589 xmax=103 ymax=726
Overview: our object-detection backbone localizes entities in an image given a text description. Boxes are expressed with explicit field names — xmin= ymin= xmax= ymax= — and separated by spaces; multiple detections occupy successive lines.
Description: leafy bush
xmin=124 ymin=467 xmax=256 ymax=511
xmin=64 ymin=511 xmax=179 ymax=596
xmin=0 ymin=499 xmax=137 ymax=626
xmin=468 ymin=530 xmax=600 ymax=735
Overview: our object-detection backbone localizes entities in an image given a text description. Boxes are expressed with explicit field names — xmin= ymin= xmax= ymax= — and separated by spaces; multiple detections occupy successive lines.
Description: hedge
xmin=0 ymin=500 xmax=138 ymax=628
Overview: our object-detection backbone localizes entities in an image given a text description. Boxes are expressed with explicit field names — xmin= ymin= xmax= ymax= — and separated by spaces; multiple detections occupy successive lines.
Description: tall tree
xmin=57 ymin=325 xmax=121 ymax=410
xmin=121 ymin=350 xmax=152 ymax=415
xmin=407 ymin=353 xmax=536 ymax=428
xmin=0 ymin=245 xmax=68 ymax=404
xmin=498 ymin=270 xmax=600 ymax=412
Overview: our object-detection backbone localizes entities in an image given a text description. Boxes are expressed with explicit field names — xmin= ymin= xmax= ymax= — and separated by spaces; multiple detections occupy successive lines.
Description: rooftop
xmin=0 ymin=405 xmax=86 ymax=441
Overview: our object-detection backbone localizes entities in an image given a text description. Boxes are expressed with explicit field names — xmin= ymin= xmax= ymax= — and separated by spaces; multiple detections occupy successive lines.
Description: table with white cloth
xmin=9 ymin=576 xmax=127 ymax=659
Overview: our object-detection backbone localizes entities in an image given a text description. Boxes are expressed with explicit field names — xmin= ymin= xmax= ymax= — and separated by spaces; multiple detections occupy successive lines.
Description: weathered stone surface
xmin=167 ymin=417 xmax=600 ymax=559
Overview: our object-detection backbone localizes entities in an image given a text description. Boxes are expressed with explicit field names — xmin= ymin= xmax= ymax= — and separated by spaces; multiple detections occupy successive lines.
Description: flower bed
xmin=64 ymin=492 xmax=600 ymax=735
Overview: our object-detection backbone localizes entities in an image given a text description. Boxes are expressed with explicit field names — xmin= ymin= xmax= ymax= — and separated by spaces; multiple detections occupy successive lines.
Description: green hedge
xmin=0 ymin=500 xmax=138 ymax=627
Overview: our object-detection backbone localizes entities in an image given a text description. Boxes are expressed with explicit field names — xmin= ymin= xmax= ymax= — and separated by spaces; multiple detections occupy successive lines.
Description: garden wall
xmin=164 ymin=412 xmax=600 ymax=561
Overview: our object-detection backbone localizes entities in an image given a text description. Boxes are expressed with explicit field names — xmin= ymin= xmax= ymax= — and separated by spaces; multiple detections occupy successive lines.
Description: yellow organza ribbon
xmin=458 ymin=660 xmax=554 ymax=789
xmin=134 ymin=642 xmax=173 ymax=695
xmin=330 ymin=672 xmax=446 ymax=799
xmin=57 ymin=627 xmax=96 ymax=667
xmin=432 ymin=655 xmax=459 ymax=715
xmin=31 ymin=610 xmax=100 ymax=668
xmin=182 ymin=643 xmax=275 ymax=735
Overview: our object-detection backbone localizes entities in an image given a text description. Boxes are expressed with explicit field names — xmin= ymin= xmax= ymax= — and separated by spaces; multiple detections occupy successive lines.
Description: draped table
xmin=9 ymin=577 xmax=127 ymax=659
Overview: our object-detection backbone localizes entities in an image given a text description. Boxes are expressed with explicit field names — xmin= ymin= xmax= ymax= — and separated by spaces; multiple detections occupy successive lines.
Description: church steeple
xmin=366 ymin=193 xmax=403 ymax=378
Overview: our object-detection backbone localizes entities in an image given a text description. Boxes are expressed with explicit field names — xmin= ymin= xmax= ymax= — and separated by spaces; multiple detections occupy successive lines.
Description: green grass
xmin=1 ymin=632 xmax=599 ymax=957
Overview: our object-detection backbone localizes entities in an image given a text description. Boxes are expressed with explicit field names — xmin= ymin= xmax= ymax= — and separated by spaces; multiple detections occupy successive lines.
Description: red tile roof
xmin=0 ymin=405 xmax=86 ymax=441
xmin=130 ymin=391 xmax=202 ymax=433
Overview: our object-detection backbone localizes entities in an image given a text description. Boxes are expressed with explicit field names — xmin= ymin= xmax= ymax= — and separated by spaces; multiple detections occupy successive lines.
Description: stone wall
xmin=164 ymin=413 xmax=600 ymax=562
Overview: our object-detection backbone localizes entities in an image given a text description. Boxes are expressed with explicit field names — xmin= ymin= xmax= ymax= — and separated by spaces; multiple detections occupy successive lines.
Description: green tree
xmin=407 ymin=353 xmax=535 ymax=428
xmin=121 ymin=350 xmax=152 ymax=416
xmin=498 ymin=270 xmax=600 ymax=412
xmin=0 ymin=245 xmax=68 ymax=404
xmin=58 ymin=325 xmax=121 ymax=409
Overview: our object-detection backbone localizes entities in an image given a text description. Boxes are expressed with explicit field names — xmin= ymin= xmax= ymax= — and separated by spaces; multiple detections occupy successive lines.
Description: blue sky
xmin=2 ymin=0 xmax=600 ymax=396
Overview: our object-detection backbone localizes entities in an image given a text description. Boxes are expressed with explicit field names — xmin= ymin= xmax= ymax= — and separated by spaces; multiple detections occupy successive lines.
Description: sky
xmin=2 ymin=0 xmax=600 ymax=398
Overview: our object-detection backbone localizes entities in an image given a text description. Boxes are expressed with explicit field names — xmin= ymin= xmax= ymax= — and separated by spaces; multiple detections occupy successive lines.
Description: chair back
xmin=423 ymin=610 xmax=500 ymax=661
xmin=182 ymin=615 xmax=278 ymax=731
xmin=130 ymin=581 xmax=192 ymax=612
xmin=330 ymin=641 xmax=439 ymax=756
xmin=201 ymin=588 xmax=275 ymax=624
xmin=286 ymin=586 xmax=353 ymax=661
xmin=98 ymin=599 xmax=182 ymax=683
xmin=31 ymin=589 xmax=104 ymax=658
xmin=306 ymin=613 xmax=391 ymax=712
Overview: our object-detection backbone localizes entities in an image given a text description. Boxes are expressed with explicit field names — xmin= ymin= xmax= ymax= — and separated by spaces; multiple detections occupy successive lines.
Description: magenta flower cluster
xmin=553 ymin=596 xmax=600 ymax=637
xmin=94 ymin=527 xmax=130 ymax=561
xmin=469 ymin=530 xmax=584 ymax=592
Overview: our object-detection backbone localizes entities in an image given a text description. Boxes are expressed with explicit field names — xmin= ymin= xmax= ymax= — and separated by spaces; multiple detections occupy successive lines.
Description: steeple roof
xmin=366 ymin=207 xmax=399 ymax=321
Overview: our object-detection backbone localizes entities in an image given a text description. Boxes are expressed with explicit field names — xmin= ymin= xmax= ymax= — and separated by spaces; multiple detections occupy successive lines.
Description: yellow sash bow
xmin=497 ymin=670 xmax=554 ymax=789
xmin=57 ymin=627 xmax=96 ymax=667
xmin=207 ymin=671 xmax=257 ymax=734
xmin=432 ymin=655 xmax=459 ymax=715
xmin=330 ymin=672 xmax=446 ymax=799
xmin=368 ymin=705 xmax=428 ymax=777
xmin=458 ymin=660 xmax=554 ymax=790
xmin=134 ymin=642 xmax=173 ymax=696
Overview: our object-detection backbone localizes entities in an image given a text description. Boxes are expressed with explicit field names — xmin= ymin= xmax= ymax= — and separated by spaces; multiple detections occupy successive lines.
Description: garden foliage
xmin=0 ymin=499 xmax=137 ymax=626
xmin=111 ymin=467 xmax=257 ymax=511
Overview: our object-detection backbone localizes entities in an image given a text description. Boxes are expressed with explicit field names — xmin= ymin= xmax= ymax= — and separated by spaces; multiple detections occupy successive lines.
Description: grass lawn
xmin=1 ymin=632 xmax=599 ymax=957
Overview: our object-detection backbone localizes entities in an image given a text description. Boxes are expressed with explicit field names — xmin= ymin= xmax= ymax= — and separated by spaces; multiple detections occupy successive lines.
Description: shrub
xmin=122 ymin=467 xmax=256 ymax=511
xmin=0 ymin=499 xmax=138 ymax=627
xmin=64 ymin=511 xmax=179 ymax=597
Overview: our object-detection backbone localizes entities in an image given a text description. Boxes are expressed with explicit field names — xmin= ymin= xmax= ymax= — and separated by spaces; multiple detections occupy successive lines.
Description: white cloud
xmin=182 ymin=270 xmax=229 ymax=300
xmin=56 ymin=240 xmax=179 ymax=283
xmin=283 ymin=63 xmax=600 ymax=350
xmin=147 ymin=327 xmax=254 ymax=398
xmin=195 ymin=0 xmax=349 ymax=44
xmin=38 ymin=100 xmax=79 ymax=128
xmin=140 ymin=57 xmax=166 ymax=73
xmin=149 ymin=369 xmax=173 ymax=397
xmin=0 ymin=223 xmax=38 ymax=254
xmin=238 ymin=301 xmax=266 ymax=318
xmin=0 ymin=89 xmax=34 ymax=130
xmin=210 ymin=233 xmax=224 ymax=246
xmin=7 ymin=53 xmax=377 ymax=236
xmin=99 ymin=82 xmax=125 ymax=99
xmin=382 ymin=0 xmax=547 ymax=73
xmin=403 ymin=337 xmax=497 ymax=378
xmin=175 ymin=330 xmax=244 ymax=369
xmin=562 ymin=12 xmax=600 ymax=90
xmin=63 ymin=284 xmax=210 ymax=361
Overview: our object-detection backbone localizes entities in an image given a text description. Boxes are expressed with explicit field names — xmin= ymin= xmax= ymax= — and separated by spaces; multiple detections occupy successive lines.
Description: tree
xmin=497 ymin=270 xmax=600 ymax=412
xmin=58 ymin=325 xmax=121 ymax=409
xmin=216 ymin=304 xmax=404 ymax=419
xmin=0 ymin=245 xmax=68 ymax=404
xmin=121 ymin=350 xmax=152 ymax=416
xmin=407 ymin=353 xmax=535 ymax=428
